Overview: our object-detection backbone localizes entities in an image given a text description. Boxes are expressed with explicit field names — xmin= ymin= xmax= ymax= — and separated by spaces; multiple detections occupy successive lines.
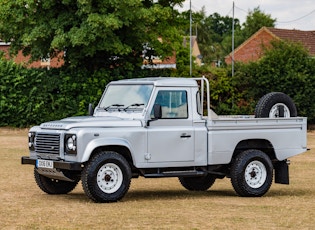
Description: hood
xmin=39 ymin=116 xmax=143 ymax=130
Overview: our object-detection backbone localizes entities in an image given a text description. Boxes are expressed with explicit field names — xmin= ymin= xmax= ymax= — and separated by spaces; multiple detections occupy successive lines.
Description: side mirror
xmin=147 ymin=104 xmax=162 ymax=127
xmin=88 ymin=103 xmax=94 ymax=116
xmin=153 ymin=104 xmax=162 ymax=119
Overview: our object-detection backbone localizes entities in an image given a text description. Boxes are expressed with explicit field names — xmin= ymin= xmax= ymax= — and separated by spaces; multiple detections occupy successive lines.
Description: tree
xmin=201 ymin=12 xmax=240 ymax=65
xmin=180 ymin=8 xmax=240 ymax=65
xmin=0 ymin=0 xmax=185 ymax=70
xmin=242 ymin=7 xmax=276 ymax=39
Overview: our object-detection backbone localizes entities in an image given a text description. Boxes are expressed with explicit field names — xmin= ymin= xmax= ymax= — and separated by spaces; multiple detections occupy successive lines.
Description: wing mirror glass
xmin=88 ymin=103 xmax=94 ymax=116
xmin=153 ymin=104 xmax=162 ymax=119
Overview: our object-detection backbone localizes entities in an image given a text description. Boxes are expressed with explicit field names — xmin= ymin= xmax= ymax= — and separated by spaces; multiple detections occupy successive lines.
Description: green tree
xmin=242 ymin=7 xmax=276 ymax=39
xmin=180 ymin=8 xmax=241 ymax=65
xmin=0 ymin=0 xmax=185 ymax=70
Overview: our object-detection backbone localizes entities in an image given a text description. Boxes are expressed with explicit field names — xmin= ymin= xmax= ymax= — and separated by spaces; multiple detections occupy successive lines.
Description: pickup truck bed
xmin=206 ymin=116 xmax=307 ymax=165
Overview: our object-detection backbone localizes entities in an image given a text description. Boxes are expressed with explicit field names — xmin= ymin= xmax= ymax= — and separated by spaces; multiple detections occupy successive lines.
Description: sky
xmin=179 ymin=0 xmax=315 ymax=31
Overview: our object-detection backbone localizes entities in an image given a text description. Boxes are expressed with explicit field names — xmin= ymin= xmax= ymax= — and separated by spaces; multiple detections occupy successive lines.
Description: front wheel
xmin=34 ymin=168 xmax=79 ymax=194
xmin=230 ymin=149 xmax=273 ymax=197
xmin=81 ymin=151 xmax=132 ymax=203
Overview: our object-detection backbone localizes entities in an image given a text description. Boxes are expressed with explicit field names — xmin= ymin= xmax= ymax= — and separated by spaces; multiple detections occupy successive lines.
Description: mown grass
xmin=0 ymin=128 xmax=314 ymax=229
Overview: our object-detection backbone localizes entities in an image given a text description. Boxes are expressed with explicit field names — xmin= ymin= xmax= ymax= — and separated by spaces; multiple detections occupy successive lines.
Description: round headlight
xmin=66 ymin=135 xmax=76 ymax=151
xmin=67 ymin=138 xmax=74 ymax=150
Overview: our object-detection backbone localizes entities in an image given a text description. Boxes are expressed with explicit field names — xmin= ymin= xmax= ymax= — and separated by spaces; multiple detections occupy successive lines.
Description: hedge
xmin=1 ymin=50 xmax=315 ymax=127
xmin=0 ymin=59 xmax=175 ymax=127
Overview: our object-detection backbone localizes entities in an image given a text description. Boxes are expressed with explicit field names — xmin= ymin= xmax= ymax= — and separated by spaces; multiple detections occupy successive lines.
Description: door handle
xmin=180 ymin=133 xmax=191 ymax=138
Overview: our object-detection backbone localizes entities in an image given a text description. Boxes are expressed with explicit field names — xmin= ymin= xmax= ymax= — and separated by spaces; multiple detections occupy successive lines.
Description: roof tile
xmin=267 ymin=27 xmax=315 ymax=55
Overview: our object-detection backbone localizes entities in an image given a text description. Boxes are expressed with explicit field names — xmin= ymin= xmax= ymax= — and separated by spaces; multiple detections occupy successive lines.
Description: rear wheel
xmin=81 ymin=151 xmax=132 ymax=203
xmin=34 ymin=168 xmax=79 ymax=194
xmin=254 ymin=92 xmax=297 ymax=118
xmin=231 ymin=149 xmax=273 ymax=197
xmin=179 ymin=174 xmax=216 ymax=191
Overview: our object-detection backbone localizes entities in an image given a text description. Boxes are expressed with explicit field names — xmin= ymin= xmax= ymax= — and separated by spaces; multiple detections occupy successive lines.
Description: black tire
xmin=254 ymin=92 xmax=297 ymax=118
xmin=179 ymin=174 xmax=216 ymax=191
xmin=34 ymin=168 xmax=79 ymax=194
xmin=231 ymin=149 xmax=273 ymax=197
xmin=81 ymin=151 xmax=132 ymax=203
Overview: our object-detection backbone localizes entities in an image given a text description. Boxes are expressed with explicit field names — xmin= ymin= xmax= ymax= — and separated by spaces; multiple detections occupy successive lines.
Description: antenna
xmin=232 ymin=1 xmax=235 ymax=77
xmin=189 ymin=0 xmax=192 ymax=76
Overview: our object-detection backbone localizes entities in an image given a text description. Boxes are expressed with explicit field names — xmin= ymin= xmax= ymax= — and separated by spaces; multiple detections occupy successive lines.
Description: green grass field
xmin=1 ymin=128 xmax=314 ymax=229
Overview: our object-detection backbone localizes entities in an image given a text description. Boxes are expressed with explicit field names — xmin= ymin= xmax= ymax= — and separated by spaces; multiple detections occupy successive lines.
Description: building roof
xmin=183 ymin=36 xmax=197 ymax=48
xmin=0 ymin=39 xmax=10 ymax=46
xmin=225 ymin=27 xmax=315 ymax=64
xmin=266 ymin=27 xmax=315 ymax=55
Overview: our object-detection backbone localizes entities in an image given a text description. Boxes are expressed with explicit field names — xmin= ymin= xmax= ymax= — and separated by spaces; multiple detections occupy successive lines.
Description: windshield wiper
xmin=123 ymin=103 xmax=145 ymax=111
xmin=104 ymin=104 xmax=124 ymax=111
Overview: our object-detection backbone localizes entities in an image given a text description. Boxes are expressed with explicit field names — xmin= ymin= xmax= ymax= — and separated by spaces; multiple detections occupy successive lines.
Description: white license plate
xmin=36 ymin=159 xmax=54 ymax=169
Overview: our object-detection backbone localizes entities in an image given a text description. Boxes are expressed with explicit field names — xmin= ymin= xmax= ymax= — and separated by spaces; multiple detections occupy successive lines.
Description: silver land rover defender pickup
xmin=22 ymin=77 xmax=308 ymax=202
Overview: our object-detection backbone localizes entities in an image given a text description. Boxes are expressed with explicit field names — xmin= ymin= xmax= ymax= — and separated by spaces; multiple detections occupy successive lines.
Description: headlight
xmin=28 ymin=132 xmax=35 ymax=151
xmin=65 ymin=134 xmax=77 ymax=154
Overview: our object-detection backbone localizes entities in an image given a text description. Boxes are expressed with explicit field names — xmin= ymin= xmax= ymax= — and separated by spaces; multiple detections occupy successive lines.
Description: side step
xmin=143 ymin=170 xmax=207 ymax=178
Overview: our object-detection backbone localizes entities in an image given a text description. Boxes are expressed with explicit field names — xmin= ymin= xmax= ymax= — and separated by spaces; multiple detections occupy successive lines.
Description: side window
xmin=196 ymin=91 xmax=202 ymax=115
xmin=152 ymin=90 xmax=188 ymax=119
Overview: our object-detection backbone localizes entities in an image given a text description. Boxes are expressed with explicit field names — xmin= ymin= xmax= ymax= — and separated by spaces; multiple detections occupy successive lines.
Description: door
xmin=147 ymin=89 xmax=194 ymax=163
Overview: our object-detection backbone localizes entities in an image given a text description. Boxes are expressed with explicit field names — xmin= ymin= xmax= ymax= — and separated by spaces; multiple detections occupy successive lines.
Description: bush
xmin=234 ymin=40 xmax=315 ymax=123
xmin=0 ymin=60 xmax=177 ymax=127
xmin=0 ymin=62 xmax=112 ymax=127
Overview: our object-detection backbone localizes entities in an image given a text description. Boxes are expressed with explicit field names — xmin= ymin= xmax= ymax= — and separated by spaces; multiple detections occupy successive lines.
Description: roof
xmin=0 ymin=40 xmax=10 ymax=46
xmin=111 ymin=77 xmax=198 ymax=87
xmin=266 ymin=27 xmax=315 ymax=55
xmin=228 ymin=27 xmax=315 ymax=59
xmin=225 ymin=27 xmax=315 ymax=64
xmin=183 ymin=36 xmax=197 ymax=48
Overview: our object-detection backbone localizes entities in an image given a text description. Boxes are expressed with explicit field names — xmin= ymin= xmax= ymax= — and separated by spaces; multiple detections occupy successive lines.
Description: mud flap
xmin=274 ymin=160 xmax=289 ymax=184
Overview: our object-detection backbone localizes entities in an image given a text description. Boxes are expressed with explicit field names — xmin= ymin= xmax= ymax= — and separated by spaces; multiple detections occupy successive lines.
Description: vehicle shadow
xmin=57 ymin=188 xmax=236 ymax=203
xmin=124 ymin=187 xmax=311 ymax=202
xmin=124 ymin=189 xmax=236 ymax=201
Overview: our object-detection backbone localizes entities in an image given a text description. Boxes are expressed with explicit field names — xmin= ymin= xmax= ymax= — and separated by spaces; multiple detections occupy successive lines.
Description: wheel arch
xmin=232 ymin=139 xmax=276 ymax=161
xmin=82 ymin=138 xmax=135 ymax=167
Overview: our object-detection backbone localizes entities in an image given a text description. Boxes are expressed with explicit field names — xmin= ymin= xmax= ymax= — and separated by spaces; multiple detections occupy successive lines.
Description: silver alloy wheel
xmin=245 ymin=160 xmax=267 ymax=189
xmin=269 ymin=103 xmax=290 ymax=118
xmin=97 ymin=163 xmax=123 ymax=194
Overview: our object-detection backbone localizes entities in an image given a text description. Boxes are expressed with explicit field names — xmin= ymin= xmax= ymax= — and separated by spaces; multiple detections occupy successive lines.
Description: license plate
xmin=36 ymin=159 xmax=54 ymax=169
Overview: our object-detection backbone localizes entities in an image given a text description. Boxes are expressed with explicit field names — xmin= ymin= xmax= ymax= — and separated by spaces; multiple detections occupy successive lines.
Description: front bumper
xmin=21 ymin=156 xmax=83 ymax=171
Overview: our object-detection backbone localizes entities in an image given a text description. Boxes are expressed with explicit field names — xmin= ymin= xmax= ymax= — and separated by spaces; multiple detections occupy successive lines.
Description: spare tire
xmin=254 ymin=92 xmax=297 ymax=118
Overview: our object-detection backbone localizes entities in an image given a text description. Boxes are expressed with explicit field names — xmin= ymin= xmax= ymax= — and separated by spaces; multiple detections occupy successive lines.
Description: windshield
xmin=99 ymin=84 xmax=153 ymax=111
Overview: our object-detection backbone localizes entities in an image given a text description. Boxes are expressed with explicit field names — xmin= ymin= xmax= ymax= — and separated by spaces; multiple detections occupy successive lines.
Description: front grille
xmin=35 ymin=133 xmax=60 ymax=155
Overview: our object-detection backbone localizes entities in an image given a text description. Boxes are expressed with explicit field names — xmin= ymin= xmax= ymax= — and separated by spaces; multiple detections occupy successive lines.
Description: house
xmin=142 ymin=36 xmax=202 ymax=69
xmin=0 ymin=40 xmax=64 ymax=68
xmin=2 ymin=35 xmax=203 ymax=69
xmin=225 ymin=27 xmax=315 ymax=64
xmin=183 ymin=36 xmax=202 ymax=66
